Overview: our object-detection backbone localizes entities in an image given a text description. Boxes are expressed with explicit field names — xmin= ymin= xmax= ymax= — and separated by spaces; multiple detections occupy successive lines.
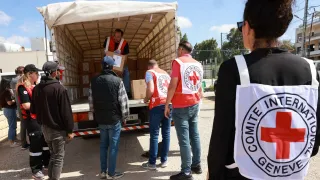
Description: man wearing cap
xmin=31 ymin=61 xmax=74 ymax=180
xmin=17 ymin=64 xmax=50 ymax=179
xmin=89 ymin=56 xmax=129 ymax=179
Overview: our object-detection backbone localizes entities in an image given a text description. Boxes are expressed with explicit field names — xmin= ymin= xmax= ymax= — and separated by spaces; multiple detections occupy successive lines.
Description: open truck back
xmin=37 ymin=1 xmax=178 ymax=136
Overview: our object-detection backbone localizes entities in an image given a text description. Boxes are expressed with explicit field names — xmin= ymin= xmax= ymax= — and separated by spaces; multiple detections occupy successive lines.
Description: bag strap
xmin=235 ymin=55 xmax=250 ymax=86
xmin=303 ymin=57 xmax=319 ymax=87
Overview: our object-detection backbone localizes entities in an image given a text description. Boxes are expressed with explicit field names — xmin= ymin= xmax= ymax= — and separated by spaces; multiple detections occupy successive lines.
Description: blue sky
xmin=0 ymin=0 xmax=319 ymax=49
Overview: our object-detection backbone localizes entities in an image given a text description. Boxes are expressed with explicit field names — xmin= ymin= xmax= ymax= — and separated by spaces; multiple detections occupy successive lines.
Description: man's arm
xmin=207 ymin=61 xmax=237 ymax=179
xmin=118 ymin=81 xmax=129 ymax=121
xmin=144 ymin=71 xmax=154 ymax=103
xmin=88 ymin=83 xmax=94 ymax=112
xmin=59 ymin=89 xmax=74 ymax=134
xmin=165 ymin=61 xmax=179 ymax=106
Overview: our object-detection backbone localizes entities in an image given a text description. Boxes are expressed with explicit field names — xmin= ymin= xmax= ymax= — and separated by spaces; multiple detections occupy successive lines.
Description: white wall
xmin=0 ymin=51 xmax=48 ymax=73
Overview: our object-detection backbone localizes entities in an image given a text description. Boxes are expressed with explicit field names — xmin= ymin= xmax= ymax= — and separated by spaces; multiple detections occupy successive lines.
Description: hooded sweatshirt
xmin=30 ymin=76 xmax=74 ymax=133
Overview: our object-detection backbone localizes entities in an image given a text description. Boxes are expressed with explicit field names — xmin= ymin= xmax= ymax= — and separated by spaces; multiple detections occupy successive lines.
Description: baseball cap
xmin=42 ymin=61 xmax=59 ymax=73
xmin=54 ymin=61 xmax=65 ymax=71
xmin=24 ymin=64 xmax=41 ymax=73
xmin=102 ymin=56 xmax=115 ymax=68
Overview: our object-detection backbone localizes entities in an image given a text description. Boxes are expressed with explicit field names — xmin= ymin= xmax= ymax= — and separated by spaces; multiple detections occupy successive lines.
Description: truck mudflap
xmin=74 ymin=125 xmax=150 ymax=137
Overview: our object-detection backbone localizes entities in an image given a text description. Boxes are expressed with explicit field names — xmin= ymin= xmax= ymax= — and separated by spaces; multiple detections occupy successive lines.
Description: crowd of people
xmin=1 ymin=0 xmax=320 ymax=180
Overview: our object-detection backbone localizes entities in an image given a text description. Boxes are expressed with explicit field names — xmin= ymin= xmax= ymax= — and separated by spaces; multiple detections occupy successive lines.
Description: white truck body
xmin=37 ymin=1 xmax=178 ymax=135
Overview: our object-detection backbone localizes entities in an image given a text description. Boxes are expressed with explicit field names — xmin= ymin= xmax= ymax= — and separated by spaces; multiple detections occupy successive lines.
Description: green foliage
xmin=221 ymin=28 xmax=248 ymax=60
xmin=193 ymin=38 xmax=222 ymax=64
xmin=279 ymin=40 xmax=295 ymax=53
xmin=181 ymin=33 xmax=188 ymax=42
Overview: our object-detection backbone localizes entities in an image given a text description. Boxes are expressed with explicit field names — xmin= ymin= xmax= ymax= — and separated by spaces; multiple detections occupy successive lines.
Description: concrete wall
xmin=0 ymin=51 xmax=49 ymax=73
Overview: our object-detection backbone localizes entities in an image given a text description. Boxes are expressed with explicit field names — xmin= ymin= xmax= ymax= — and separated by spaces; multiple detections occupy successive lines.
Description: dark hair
xmin=0 ymin=78 xmax=11 ymax=99
xmin=115 ymin=29 xmax=124 ymax=36
xmin=148 ymin=59 xmax=158 ymax=67
xmin=15 ymin=66 xmax=24 ymax=75
xmin=179 ymin=41 xmax=193 ymax=53
xmin=243 ymin=0 xmax=294 ymax=39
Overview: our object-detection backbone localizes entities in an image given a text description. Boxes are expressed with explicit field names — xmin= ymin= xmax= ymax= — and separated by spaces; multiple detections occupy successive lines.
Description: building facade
xmin=295 ymin=16 xmax=320 ymax=60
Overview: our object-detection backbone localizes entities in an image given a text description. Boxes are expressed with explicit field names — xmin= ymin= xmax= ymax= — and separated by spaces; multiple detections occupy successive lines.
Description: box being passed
xmin=131 ymin=80 xmax=146 ymax=100
xmin=106 ymin=51 xmax=127 ymax=72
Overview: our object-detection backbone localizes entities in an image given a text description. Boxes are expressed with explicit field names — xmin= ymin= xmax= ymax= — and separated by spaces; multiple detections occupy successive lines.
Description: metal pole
xmin=308 ymin=9 xmax=315 ymax=58
xmin=211 ymin=58 xmax=213 ymax=86
xmin=44 ymin=20 xmax=49 ymax=62
xmin=214 ymin=57 xmax=217 ymax=78
xmin=220 ymin=33 xmax=223 ymax=49
xmin=302 ymin=0 xmax=309 ymax=57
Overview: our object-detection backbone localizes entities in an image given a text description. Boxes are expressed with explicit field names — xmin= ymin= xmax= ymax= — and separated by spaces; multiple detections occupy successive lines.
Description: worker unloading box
xmin=106 ymin=51 xmax=127 ymax=72
xmin=131 ymin=80 xmax=146 ymax=100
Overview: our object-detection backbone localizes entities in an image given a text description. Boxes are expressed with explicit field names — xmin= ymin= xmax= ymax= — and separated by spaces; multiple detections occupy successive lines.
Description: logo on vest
xmin=158 ymin=75 xmax=170 ymax=94
xmin=241 ymin=93 xmax=316 ymax=177
xmin=184 ymin=65 xmax=202 ymax=91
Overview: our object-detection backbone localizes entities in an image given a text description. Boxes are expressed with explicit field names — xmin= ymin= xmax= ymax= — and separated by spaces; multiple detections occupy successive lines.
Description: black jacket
xmin=31 ymin=76 xmax=74 ymax=133
xmin=91 ymin=70 xmax=122 ymax=125
xmin=207 ymin=48 xmax=320 ymax=179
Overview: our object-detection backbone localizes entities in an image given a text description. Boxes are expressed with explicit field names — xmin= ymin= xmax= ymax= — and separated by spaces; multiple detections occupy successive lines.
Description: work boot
xmin=191 ymin=164 xmax=203 ymax=174
xmin=170 ymin=172 xmax=193 ymax=180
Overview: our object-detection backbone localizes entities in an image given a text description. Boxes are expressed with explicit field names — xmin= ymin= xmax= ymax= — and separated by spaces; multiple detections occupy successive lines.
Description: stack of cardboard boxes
xmin=128 ymin=58 xmax=150 ymax=100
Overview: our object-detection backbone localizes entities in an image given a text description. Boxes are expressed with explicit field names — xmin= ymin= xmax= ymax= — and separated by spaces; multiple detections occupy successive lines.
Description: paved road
xmin=0 ymin=96 xmax=319 ymax=180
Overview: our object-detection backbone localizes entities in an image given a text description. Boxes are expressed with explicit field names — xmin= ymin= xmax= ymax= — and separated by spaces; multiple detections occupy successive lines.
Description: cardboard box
xmin=131 ymin=80 xmax=146 ymax=100
xmin=127 ymin=59 xmax=137 ymax=71
xmin=137 ymin=58 xmax=150 ymax=70
xmin=106 ymin=51 xmax=127 ymax=72
xmin=94 ymin=61 xmax=102 ymax=73
xmin=80 ymin=61 xmax=95 ymax=73
xmin=130 ymin=71 xmax=137 ymax=80
xmin=137 ymin=70 xmax=146 ymax=80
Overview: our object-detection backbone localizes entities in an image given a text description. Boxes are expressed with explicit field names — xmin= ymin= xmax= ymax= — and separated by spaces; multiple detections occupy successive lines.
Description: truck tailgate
xmin=71 ymin=99 xmax=148 ymax=113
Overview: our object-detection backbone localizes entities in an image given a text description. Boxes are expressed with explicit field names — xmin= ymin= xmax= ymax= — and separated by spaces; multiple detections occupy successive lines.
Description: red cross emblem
xmin=261 ymin=112 xmax=306 ymax=159
xmin=189 ymin=71 xmax=200 ymax=85
xmin=163 ymin=80 xmax=169 ymax=88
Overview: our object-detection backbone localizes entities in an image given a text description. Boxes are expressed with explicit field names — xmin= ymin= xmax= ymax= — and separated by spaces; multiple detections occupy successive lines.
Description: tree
xmin=193 ymin=38 xmax=222 ymax=64
xmin=177 ymin=26 xmax=182 ymax=40
xmin=279 ymin=40 xmax=295 ymax=53
xmin=221 ymin=28 xmax=247 ymax=60
xmin=181 ymin=33 xmax=188 ymax=42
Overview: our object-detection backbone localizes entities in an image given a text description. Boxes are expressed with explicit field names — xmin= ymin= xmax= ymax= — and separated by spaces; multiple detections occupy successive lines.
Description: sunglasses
xmin=237 ymin=21 xmax=244 ymax=32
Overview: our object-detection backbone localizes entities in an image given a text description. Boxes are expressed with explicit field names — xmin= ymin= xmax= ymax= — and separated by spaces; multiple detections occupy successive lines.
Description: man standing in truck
xmin=141 ymin=60 xmax=172 ymax=170
xmin=103 ymin=29 xmax=131 ymax=98
xmin=89 ymin=56 xmax=129 ymax=179
xmin=165 ymin=41 xmax=204 ymax=180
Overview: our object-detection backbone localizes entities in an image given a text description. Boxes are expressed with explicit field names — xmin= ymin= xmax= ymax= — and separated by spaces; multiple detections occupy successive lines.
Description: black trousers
xmin=26 ymin=120 xmax=50 ymax=174
xmin=224 ymin=168 xmax=250 ymax=180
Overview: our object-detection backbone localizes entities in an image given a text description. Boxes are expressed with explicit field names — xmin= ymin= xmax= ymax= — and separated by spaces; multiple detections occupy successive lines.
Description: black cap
xmin=42 ymin=61 xmax=59 ymax=73
xmin=24 ymin=64 xmax=41 ymax=74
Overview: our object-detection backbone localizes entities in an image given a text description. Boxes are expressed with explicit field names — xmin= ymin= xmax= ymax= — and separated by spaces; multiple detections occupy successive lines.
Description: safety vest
xmin=146 ymin=68 xmax=171 ymax=109
xmin=171 ymin=55 xmax=203 ymax=108
xmin=232 ymin=55 xmax=318 ymax=180
xmin=105 ymin=36 xmax=127 ymax=55
xmin=18 ymin=85 xmax=37 ymax=120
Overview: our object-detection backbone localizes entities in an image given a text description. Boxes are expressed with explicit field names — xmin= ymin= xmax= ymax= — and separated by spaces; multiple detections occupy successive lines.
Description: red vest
xmin=106 ymin=36 xmax=127 ymax=55
xmin=171 ymin=55 xmax=203 ymax=108
xmin=18 ymin=85 xmax=37 ymax=120
xmin=147 ymin=68 xmax=171 ymax=110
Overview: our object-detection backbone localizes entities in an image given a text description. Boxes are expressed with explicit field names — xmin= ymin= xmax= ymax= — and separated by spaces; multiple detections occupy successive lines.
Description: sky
xmin=0 ymin=0 xmax=319 ymax=49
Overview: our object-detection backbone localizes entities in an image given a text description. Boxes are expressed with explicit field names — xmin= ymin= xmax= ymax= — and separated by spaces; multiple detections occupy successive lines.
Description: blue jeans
xmin=3 ymin=108 xmax=17 ymax=141
xmin=149 ymin=105 xmax=172 ymax=165
xmin=99 ymin=122 xmax=121 ymax=176
xmin=172 ymin=104 xmax=201 ymax=173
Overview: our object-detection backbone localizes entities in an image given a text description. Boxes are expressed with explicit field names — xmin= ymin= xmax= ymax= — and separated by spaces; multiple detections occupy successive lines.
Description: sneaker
xmin=170 ymin=172 xmax=193 ymax=180
xmin=32 ymin=171 xmax=45 ymax=179
xmin=10 ymin=142 xmax=20 ymax=148
xmin=21 ymin=144 xmax=30 ymax=150
xmin=100 ymin=172 xmax=107 ymax=179
xmin=107 ymin=172 xmax=124 ymax=179
xmin=142 ymin=162 xmax=157 ymax=170
xmin=160 ymin=161 xmax=168 ymax=168
xmin=191 ymin=164 xmax=202 ymax=174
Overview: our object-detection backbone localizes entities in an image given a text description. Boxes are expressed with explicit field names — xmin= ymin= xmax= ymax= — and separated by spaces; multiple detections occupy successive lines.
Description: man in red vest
xmin=141 ymin=60 xmax=172 ymax=170
xmin=103 ymin=29 xmax=131 ymax=97
xmin=165 ymin=41 xmax=204 ymax=180
xmin=103 ymin=29 xmax=129 ymax=56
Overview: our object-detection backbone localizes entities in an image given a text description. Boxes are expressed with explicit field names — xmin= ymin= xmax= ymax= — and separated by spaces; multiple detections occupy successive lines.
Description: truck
xmin=37 ymin=1 xmax=178 ymax=136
